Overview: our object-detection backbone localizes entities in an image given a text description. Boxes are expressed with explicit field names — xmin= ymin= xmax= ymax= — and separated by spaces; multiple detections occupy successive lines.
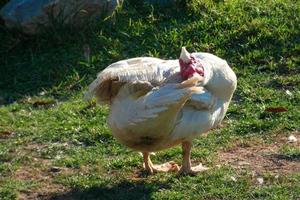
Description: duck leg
xmin=179 ymin=141 xmax=209 ymax=175
xmin=143 ymin=152 xmax=179 ymax=174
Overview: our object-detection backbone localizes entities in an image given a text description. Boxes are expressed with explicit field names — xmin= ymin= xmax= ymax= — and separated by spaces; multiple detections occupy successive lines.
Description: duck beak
xmin=180 ymin=47 xmax=191 ymax=64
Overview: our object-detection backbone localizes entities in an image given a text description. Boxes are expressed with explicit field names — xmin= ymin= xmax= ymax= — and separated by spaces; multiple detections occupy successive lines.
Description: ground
xmin=0 ymin=0 xmax=300 ymax=199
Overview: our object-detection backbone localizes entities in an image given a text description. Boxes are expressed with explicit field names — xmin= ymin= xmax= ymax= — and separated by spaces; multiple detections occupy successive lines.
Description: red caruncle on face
xmin=179 ymin=55 xmax=204 ymax=80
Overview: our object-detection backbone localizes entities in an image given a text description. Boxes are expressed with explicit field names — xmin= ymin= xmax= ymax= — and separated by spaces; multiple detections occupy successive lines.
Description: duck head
xmin=179 ymin=47 xmax=237 ymax=102
xmin=179 ymin=47 xmax=204 ymax=80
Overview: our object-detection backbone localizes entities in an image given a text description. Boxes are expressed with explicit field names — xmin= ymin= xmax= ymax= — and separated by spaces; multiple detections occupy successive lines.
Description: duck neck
xmin=202 ymin=64 xmax=237 ymax=102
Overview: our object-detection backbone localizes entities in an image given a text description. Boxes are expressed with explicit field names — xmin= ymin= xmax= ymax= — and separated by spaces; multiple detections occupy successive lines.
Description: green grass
xmin=1 ymin=0 xmax=300 ymax=199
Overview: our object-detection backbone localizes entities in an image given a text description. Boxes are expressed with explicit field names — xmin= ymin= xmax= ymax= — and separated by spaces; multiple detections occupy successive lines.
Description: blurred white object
xmin=230 ymin=176 xmax=237 ymax=182
xmin=285 ymin=90 xmax=293 ymax=96
xmin=257 ymin=177 xmax=264 ymax=185
xmin=288 ymin=135 xmax=297 ymax=143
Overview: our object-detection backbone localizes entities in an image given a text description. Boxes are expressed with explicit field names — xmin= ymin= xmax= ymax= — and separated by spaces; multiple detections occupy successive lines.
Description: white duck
xmin=85 ymin=47 xmax=237 ymax=175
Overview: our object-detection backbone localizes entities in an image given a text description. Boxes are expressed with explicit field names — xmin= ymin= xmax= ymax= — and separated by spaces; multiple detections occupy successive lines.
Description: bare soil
xmin=218 ymin=132 xmax=300 ymax=175
xmin=12 ymin=143 xmax=72 ymax=200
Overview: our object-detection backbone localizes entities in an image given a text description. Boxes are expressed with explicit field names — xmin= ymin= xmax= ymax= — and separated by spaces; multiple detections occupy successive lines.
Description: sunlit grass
xmin=0 ymin=0 xmax=299 ymax=199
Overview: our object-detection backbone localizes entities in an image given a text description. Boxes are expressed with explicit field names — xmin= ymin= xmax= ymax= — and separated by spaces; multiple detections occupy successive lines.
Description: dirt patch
xmin=15 ymin=163 xmax=67 ymax=200
xmin=12 ymin=143 xmax=73 ymax=200
xmin=218 ymin=132 xmax=300 ymax=175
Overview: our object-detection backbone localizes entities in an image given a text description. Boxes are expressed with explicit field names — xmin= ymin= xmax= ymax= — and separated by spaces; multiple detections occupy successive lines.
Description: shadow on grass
xmin=49 ymin=180 xmax=168 ymax=200
xmin=0 ymin=4 xmax=187 ymax=102
xmin=271 ymin=154 xmax=300 ymax=162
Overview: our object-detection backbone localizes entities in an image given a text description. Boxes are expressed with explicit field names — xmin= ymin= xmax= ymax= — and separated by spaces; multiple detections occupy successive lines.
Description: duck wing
xmin=108 ymin=80 xmax=201 ymax=151
xmin=187 ymin=88 xmax=217 ymax=111
xmin=84 ymin=57 xmax=179 ymax=104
